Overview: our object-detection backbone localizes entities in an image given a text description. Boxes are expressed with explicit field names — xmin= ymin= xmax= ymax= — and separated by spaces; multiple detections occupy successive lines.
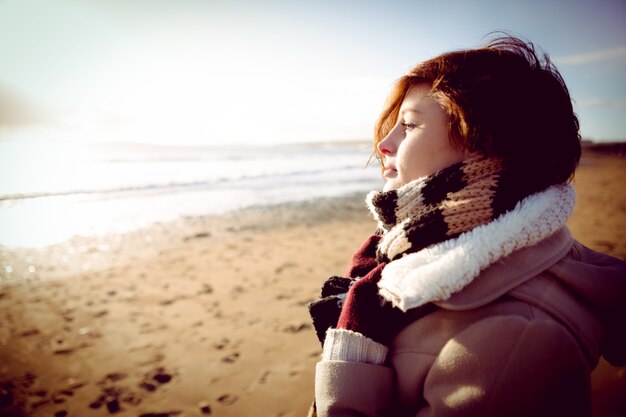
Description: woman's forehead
xmin=400 ymin=85 xmax=438 ymax=112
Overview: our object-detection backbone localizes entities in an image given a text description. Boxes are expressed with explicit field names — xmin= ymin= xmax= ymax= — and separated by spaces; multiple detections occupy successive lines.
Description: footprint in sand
xmin=90 ymin=368 xmax=175 ymax=413
xmin=90 ymin=373 xmax=143 ymax=412
xmin=275 ymin=262 xmax=298 ymax=274
xmin=196 ymin=284 xmax=214 ymax=295
xmin=258 ymin=371 xmax=270 ymax=384
xmin=88 ymin=386 xmax=127 ymax=413
xmin=217 ymin=394 xmax=238 ymax=405
xmin=230 ymin=285 xmax=245 ymax=296
xmin=283 ymin=323 xmax=311 ymax=334
xmin=48 ymin=380 xmax=87 ymax=407
xmin=51 ymin=337 xmax=76 ymax=355
xmin=212 ymin=338 xmax=229 ymax=350
xmin=198 ymin=401 xmax=212 ymax=415
xmin=103 ymin=373 xmax=127 ymax=383
xmin=139 ymin=367 xmax=174 ymax=392
xmin=183 ymin=231 xmax=211 ymax=242
xmin=159 ymin=298 xmax=178 ymax=306
xmin=153 ymin=371 xmax=172 ymax=384
xmin=93 ymin=309 xmax=109 ymax=318
xmin=19 ymin=328 xmax=40 ymax=337
xmin=19 ymin=372 xmax=36 ymax=390
xmin=221 ymin=352 xmax=240 ymax=363
xmin=139 ymin=382 xmax=157 ymax=392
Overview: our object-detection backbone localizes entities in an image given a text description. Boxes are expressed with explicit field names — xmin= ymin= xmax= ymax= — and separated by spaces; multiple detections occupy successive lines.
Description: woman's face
xmin=377 ymin=84 xmax=468 ymax=191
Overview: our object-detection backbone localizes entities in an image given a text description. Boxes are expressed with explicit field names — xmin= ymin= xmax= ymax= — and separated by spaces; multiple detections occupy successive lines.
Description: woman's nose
xmin=377 ymin=131 xmax=397 ymax=156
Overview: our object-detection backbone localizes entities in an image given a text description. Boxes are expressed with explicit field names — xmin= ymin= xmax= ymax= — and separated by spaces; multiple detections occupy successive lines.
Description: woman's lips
xmin=383 ymin=168 xmax=398 ymax=179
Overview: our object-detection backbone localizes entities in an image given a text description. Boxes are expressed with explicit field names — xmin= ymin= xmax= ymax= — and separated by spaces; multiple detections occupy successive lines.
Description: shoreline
xmin=0 ymin=192 xmax=374 ymax=284
xmin=0 ymin=151 xmax=624 ymax=417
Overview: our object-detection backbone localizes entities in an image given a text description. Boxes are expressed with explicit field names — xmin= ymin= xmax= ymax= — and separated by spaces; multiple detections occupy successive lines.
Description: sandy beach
xmin=1 ymin=149 xmax=625 ymax=417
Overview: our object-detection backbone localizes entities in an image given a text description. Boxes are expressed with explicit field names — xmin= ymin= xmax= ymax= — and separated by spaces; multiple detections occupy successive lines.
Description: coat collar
xmin=435 ymin=227 xmax=573 ymax=310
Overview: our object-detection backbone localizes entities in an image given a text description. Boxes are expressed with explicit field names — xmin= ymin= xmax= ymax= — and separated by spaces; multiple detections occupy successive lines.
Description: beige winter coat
xmin=315 ymin=227 xmax=626 ymax=417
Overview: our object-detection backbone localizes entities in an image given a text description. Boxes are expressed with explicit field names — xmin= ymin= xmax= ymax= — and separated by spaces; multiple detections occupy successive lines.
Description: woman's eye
xmin=402 ymin=122 xmax=417 ymax=131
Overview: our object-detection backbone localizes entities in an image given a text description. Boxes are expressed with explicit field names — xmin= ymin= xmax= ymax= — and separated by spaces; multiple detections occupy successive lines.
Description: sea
xmin=0 ymin=139 xmax=383 ymax=248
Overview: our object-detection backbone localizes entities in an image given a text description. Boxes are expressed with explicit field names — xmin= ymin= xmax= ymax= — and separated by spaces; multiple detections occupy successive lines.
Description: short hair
xmin=374 ymin=35 xmax=581 ymax=197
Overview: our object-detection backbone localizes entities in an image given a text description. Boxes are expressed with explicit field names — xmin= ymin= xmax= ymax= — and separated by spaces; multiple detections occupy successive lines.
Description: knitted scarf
xmin=308 ymin=156 xmax=576 ymax=342
xmin=367 ymin=156 xmax=521 ymax=262
xmin=377 ymin=181 xmax=575 ymax=311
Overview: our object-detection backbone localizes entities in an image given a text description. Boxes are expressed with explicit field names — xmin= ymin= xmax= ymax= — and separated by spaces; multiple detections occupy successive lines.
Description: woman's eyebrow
xmin=401 ymin=108 xmax=422 ymax=115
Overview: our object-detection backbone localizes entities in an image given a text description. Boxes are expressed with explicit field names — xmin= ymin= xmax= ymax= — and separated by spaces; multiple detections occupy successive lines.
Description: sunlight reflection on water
xmin=0 ymin=140 xmax=382 ymax=248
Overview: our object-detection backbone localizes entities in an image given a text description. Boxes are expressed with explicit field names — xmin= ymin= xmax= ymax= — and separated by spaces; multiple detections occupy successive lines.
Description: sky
xmin=0 ymin=0 xmax=625 ymax=145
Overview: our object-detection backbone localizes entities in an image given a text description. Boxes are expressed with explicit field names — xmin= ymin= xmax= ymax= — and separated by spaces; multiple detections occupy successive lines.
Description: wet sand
xmin=0 ymin=149 xmax=624 ymax=417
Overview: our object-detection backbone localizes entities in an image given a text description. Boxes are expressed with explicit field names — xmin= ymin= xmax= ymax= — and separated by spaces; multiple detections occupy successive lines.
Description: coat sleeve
xmin=415 ymin=315 xmax=591 ymax=417
xmin=315 ymin=360 xmax=395 ymax=417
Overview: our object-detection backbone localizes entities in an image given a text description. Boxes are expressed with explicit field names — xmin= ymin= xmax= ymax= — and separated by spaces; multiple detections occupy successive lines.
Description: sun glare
xmin=29 ymin=35 xmax=389 ymax=145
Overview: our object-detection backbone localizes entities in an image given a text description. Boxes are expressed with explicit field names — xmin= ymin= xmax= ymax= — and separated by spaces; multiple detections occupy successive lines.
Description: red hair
xmin=374 ymin=35 xmax=581 ymax=195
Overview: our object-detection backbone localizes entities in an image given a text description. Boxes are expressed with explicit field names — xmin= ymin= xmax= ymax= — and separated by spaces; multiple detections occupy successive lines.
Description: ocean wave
xmin=0 ymin=164 xmax=376 ymax=201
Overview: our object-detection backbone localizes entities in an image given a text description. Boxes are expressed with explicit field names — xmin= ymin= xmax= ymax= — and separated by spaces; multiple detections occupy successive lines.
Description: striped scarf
xmin=367 ymin=156 xmax=522 ymax=262
xmin=308 ymin=155 xmax=576 ymax=341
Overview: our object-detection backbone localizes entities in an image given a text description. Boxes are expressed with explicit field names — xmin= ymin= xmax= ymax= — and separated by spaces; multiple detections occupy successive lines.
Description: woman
xmin=308 ymin=36 xmax=626 ymax=417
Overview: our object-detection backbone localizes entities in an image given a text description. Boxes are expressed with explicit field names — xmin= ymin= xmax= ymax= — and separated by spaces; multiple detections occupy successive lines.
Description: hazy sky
xmin=0 ymin=0 xmax=625 ymax=144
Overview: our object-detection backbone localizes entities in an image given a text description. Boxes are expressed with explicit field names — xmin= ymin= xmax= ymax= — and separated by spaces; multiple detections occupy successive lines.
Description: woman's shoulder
xmin=391 ymin=311 xmax=591 ymax=417
xmin=555 ymin=239 xmax=626 ymax=277
xmin=391 ymin=236 xmax=626 ymax=366
xmin=391 ymin=295 xmax=567 ymax=356
xmin=532 ymin=240 xmax=626 ymax=366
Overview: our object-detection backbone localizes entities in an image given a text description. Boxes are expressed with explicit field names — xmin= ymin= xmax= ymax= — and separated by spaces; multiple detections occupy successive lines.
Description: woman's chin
xmin=383 ymin=180 xmax=401 ymax=192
